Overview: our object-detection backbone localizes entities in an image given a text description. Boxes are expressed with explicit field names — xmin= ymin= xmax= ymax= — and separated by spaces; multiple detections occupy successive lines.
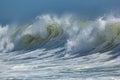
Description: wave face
xmin=0 ymin=14 xmax=120 ymax=80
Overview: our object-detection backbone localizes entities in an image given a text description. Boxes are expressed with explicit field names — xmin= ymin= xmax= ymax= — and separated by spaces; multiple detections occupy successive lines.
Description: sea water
xmin=0 ymin=0 xmax=120 ymax=80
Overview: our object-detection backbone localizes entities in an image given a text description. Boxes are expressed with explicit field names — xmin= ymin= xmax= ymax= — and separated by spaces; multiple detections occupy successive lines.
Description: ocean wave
xmin=0 ymin=14 xmax=120 ymax=54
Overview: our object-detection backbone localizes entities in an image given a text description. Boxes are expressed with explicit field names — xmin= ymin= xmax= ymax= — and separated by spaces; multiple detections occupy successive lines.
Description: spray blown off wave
xmin=0 ymin=14 xmax=120 ymax=80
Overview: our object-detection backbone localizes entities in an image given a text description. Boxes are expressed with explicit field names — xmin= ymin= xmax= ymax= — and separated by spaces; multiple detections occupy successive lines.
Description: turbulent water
xmin=0 ymin=14 xmax=120 ymax=80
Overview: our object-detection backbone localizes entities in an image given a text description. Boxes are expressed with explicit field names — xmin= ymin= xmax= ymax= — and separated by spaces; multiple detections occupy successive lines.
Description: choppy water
xmin=0 ymin=15 xmax=120 ymax=80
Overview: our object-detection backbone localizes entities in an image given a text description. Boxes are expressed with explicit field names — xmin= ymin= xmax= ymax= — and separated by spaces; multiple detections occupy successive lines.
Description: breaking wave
xmin=1 ymin=14 xmax=120 ymax=54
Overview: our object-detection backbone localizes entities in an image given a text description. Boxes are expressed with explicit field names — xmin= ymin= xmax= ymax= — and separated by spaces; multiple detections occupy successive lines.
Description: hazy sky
xmin=0 ymin=0 xmax=120 ymax=25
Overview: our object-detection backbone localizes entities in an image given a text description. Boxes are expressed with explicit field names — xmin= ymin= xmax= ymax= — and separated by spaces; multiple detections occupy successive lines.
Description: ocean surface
xmin=0 ymin=0 xmax=120 ymax=80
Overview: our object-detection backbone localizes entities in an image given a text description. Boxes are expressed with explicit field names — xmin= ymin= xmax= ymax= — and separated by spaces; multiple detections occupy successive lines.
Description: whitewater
xmin=0 ymin=14 xmax=120 ymax=80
